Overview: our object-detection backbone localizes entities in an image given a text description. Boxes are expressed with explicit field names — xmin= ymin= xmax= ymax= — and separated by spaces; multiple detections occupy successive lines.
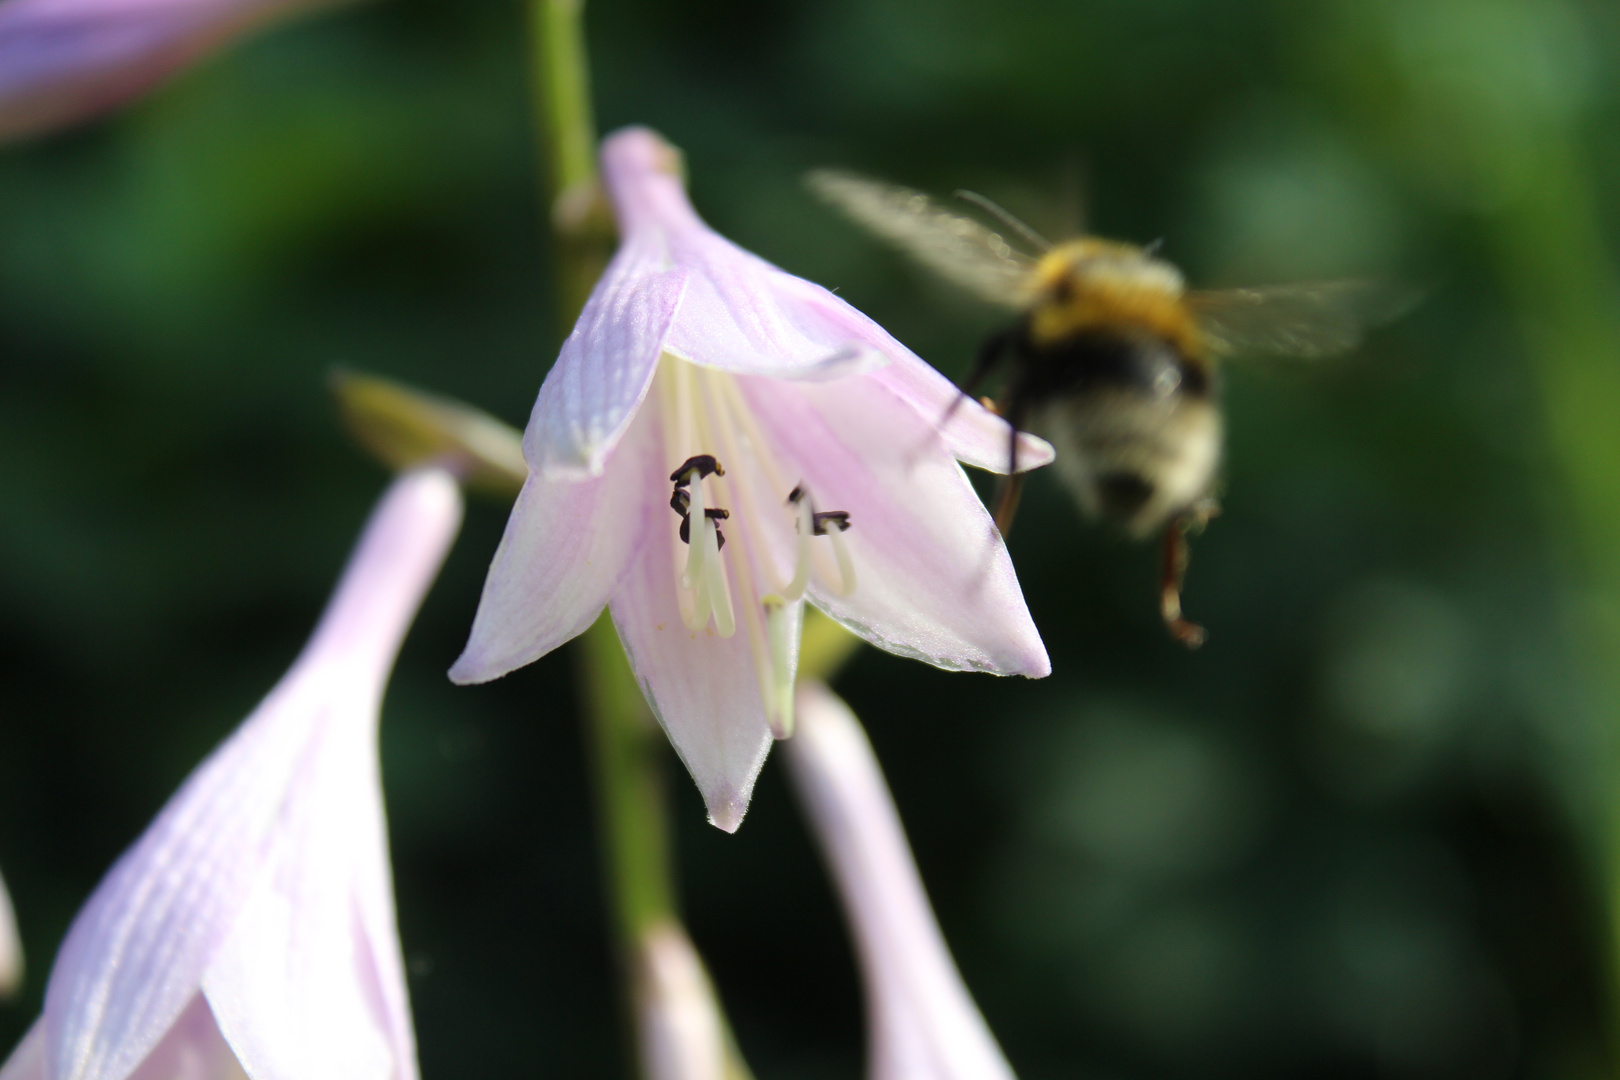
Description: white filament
xmin=656 ymin=355 xmax=863 ymax=728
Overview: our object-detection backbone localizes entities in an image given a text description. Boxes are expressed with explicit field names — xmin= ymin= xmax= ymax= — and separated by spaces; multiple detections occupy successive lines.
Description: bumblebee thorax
xmin=1027 ymin=239 xmax=1197 ymax=357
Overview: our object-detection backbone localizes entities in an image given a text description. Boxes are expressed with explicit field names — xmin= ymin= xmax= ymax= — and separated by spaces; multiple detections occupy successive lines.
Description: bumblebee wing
xmin=807 ymin=169 xmax=1034 ymax=309
xmin=1188 ymin=281 xmax=1418 ymax=360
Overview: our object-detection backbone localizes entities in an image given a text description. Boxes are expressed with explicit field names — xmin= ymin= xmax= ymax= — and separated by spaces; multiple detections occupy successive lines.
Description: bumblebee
xmin=809 ymin=169 xmax=1408 ymax=648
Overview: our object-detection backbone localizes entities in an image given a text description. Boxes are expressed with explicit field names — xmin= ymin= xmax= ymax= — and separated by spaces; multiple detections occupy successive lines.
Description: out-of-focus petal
xmin=452 ymin=403 xmax=661 ymax=685
xmin=0 ymin=1022 xmax=43 ymax=1080
xmin=33 ymin=470 xmax=458 ymax=1080
xmin=203 ymin=725 xmax=403 ymax=1080
xmin=786 ymin=683 xmax=1017 ymax=1080
xmin=525 ymin=241 xmax=686 ymax=479
xmin=125 ymin=994 xmax=245 ymax=1080
xmin=0 ymin=866 xmax=20 ymax=1000
xmin=0 ymin=0 xmax=348 ymax=143
xmin=634 ymin=922 xmax=725 ymax=1080
xmin=609 ymin=535 xmax=773 ymax=833
xmin=744 ymin=375 xmax=1048 ymax=677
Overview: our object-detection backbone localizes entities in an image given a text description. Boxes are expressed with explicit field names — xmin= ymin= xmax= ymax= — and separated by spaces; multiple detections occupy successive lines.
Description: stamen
xmin=763 ymin=597 xmax=796 ymax=738
xmin=701 ymin=516 xmax=736 ymax=637
xmin=826 ymin=525 xmax=857 ymax=597
xmin=679 ymin=464 xmax=709 ymax=590
xmin=670 ymin=455 xmax=724 ymax=485
xmin=812 ymin=510 xmax=851 ymax=535
xmin=778 ymin=486 xmax=814 ymax=602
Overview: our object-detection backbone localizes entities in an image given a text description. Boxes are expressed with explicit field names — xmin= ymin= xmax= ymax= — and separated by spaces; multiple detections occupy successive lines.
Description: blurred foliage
xmin=3 ymin=0 xmax=1620 ymax=1077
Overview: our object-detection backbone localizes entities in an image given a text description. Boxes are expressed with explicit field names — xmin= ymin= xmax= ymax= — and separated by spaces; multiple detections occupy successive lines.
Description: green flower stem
xmin=524 ymin=3 xmax=765 ymax=1074
xmin=577 ymin=613 xmax=678 ymax=943
xmin=527 ymin=0 xmax=613 ymax=323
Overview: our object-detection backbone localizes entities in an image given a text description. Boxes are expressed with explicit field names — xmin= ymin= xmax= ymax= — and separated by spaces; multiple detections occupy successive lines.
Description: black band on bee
xmin=1022 ymin=328 xmax=1210 ymax=400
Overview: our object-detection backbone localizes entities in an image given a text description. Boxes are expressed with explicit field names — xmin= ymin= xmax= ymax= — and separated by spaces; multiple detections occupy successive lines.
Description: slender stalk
xmin=524 ymin=5 xmax=761 ymax=1075
xmin=577 ymin=612 xmax=678 ymax=944
xmin=528 ymin=0 xmax=613 ymax=324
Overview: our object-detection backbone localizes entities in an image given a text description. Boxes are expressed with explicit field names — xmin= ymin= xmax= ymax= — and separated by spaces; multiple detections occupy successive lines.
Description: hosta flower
xmin=0 ymin=0 xmax=354 ymax=142
xmin=787 ymin=682 xmax=1016 ymax=1080
xmin=451 ymin=125 xmax=1051 ymax=831
xmin=0 ymin=866 xmax=20 ymax=1000
xmin=0 ymin=468 xmax=460 ymax=1080
xmin=633 ymin=921 xmax=727 ymax=1080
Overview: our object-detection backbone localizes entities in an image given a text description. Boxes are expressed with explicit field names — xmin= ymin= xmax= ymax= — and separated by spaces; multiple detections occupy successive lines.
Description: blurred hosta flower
xmin=633 ymin=921 xmax=731 ymax=1080
xmin=0 ymin=0 xmax=352 ymax=142
xmin=451 ymin=125 xmax=1051 ymax=831
xmin=787 ymin=682 xmax=1016 ymax=1080
xmin=0 ymin=468 xmax=460 ymax=1080
xmin=0 ymin=866 xmax=20 ymax=1000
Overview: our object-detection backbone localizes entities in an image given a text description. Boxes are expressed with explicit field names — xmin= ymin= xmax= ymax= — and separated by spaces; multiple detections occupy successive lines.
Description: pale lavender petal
xmin=204 ymin=721 xmax=404 ymax=1080
xmin=452 ymin=402 xmax=661 ymax=685
xmin=524 ymin=239 xmax=686 ymax=479
xmin=661 ymin=245 xmax=890 ymax=379
xmin=786 ymin=683 xmax=1017 ymax=1080
xmin=0 ymin=1022 xmax=44 ymax=1080
xmin=600 ymin=128 xmax=889 ymax=381
xmin=633 ymin=923 xmax=725 ymax=1080
xmin=609 ymin=529 xmax=773 ymax=833
xmin=126 ymin=994 xmax=246 ymax=1080
xmin=743 ymin=374 xmax=1048 ymax=677
xmin=0 ymin=865 xmax=20 ymax=1000
xmin=0 ymin=0 xmax=346 ymax=143
xmin=43 ymin=470 xmax=458 ymax=1080
xmin=858 ymin=350 xmax=1054 ymax=475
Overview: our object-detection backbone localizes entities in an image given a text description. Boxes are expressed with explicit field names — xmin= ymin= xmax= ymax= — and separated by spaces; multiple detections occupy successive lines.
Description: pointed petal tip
xmin=445 ymin=655 xmax=493 ymax=686
xmin=703 ymin=784 xmax=750 ymax=834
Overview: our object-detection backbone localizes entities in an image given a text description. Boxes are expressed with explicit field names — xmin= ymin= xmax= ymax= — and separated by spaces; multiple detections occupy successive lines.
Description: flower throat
xmin=656 ymin=356 xmax=854 ymax=735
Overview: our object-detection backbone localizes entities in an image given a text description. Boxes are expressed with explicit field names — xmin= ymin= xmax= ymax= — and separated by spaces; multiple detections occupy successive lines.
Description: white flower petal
xmin=863 ymin=354 xmax=1054 ymax=475
xmin=742 ymin=375 xmax=1048 ymax=677
xmin=0 ymin=1021 xmax=43 ymax=1080
xmin=126 ymin=994 xmax=246 ymax=1080
xmin=634 ymin=923 xmax=726 ymax=1080
xmin=525 ymin=240 xmax=687 ymax=479
xmin=609 ymin=532 xmax=773 ymax=833
xmin=662 ymin=245 xmax=890 ymax=379
xmin=36 ymin=470 xmax=459 ymax=1080
xmin=786 ymin=683 xmax=1017 ymax=1080
xmin=0 ymin=865 xmax=21 ymax=1001
xmin=204 ymin=717 xmax=405 ymax=1080
xmin=0 ymin=0 xmax=344 ymax=143
xmin=452 ymin=401 xmax=662 ymax=685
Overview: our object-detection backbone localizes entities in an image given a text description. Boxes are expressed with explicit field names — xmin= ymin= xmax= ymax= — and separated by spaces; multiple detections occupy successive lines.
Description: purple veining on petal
xmin=11 ymin=470 xmax=459 ymax=1080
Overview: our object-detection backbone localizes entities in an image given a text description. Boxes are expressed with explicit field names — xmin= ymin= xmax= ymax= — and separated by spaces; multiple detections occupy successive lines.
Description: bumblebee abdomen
xmin=1022 ymin=327 xmax=1222 ymax=537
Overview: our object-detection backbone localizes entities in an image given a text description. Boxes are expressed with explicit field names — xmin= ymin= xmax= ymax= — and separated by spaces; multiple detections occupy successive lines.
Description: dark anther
xmin=676 ymin=506 xmax=730 ymax=546
xmin=670 ymin=489 xmax=691 ymax=517
xmin=787 ymin=484 xmax=805 ymax=505
xmin=812 ymin=510 xmax=851 ymax=535
xmin=670 ymin=455 xmax=724 ymax=485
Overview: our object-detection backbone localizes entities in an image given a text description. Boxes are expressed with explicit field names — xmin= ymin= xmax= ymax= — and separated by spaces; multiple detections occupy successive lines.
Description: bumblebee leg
xmin=991 ymin=393 xmax=1028 ymax=536
xmin=939 ymin=327 xmax=1014 ymax=431
xmin=1159 ymin=518 xmax=1207 ymax=649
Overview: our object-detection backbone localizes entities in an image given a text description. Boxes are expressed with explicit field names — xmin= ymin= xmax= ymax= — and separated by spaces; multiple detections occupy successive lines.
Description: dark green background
xmin=2 ymin=0 xmax=1617 ymax=1076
